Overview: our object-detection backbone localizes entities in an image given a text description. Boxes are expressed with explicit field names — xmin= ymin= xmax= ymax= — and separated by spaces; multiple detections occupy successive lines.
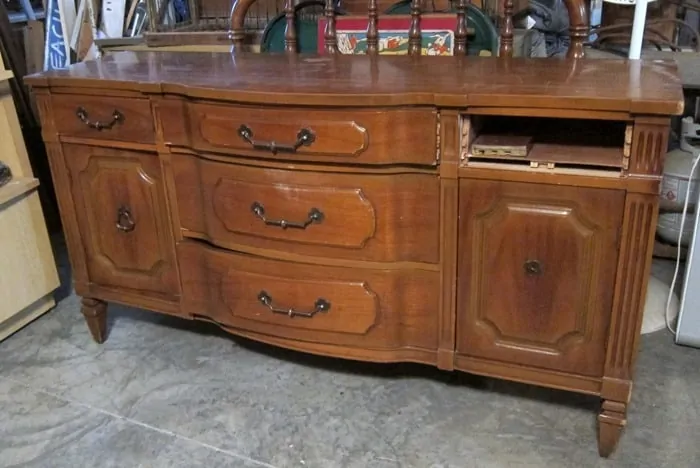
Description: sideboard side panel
xmin=603 ymin=193 xmax=659 ymax=395
xmin=599 ymin=190 xmax=659 ymax=457
xmin=604 ymin=118 xmax=670 ymax=399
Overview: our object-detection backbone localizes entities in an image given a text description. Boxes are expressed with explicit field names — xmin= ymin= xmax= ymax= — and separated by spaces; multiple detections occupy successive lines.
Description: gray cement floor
xmin=0 ymin=238 xmax=698 ymax=467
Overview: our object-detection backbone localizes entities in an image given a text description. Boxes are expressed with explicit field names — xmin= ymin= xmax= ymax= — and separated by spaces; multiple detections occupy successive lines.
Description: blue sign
xmin=44 ymin=0 xmax=70 ymax=70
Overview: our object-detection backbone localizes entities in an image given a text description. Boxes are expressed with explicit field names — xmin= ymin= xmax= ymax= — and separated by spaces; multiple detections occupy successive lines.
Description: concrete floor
xmin=0 ymin=239 xmax=698 ymax=467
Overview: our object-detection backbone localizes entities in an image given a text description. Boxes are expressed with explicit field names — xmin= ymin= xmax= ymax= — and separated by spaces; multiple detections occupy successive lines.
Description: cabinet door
xmin=457 ymin=180 xmax=624 ymax=377
xmin=64 ymin=144 xmax=179 ymax=299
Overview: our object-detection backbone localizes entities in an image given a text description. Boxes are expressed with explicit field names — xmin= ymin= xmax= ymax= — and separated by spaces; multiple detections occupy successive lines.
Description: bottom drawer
xmin=178 ymin=241 xmax=439 ymax=350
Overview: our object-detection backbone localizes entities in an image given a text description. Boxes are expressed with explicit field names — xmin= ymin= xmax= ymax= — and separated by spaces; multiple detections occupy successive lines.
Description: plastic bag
xmin=528 ymin=0 xmax=571 ymax=57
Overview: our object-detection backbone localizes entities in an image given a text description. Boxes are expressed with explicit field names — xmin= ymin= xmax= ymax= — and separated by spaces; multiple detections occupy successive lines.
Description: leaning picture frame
xmin=317 ymin=15 xmax=460 ymax=56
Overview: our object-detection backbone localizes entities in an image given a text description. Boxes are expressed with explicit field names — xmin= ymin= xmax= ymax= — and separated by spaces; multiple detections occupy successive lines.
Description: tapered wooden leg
xmin=598 ymin=400 xmax=626 ymax=457
xmin=81 ymin=297 xmax=108 ymax=344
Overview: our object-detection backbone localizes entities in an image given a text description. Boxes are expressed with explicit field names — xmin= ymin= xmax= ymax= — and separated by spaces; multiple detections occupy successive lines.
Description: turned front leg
xmin=81 ymin=297 xmax=108 ymax=343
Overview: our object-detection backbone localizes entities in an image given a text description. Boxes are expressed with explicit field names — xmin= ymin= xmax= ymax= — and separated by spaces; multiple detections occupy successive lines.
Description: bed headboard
xmin=229 ymin=0 xmax=589 ymax=58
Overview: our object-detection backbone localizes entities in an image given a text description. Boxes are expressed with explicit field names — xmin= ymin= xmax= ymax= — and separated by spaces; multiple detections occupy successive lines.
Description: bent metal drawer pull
xmin=115 ymin=206 xmax=136 ymax=232
xmin=75 ymin=107 xmax=124 ymax=131
xmin=257 ymin=291 xmax=331 ymax=318
xmin=251 ymin=201 xmax=324 ymax=229
xmin=237 ymin=124 xmax=315 ymax=154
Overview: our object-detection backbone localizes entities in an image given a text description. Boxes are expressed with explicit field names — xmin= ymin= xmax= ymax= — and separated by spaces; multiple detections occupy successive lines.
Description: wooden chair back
xmin=229 ymin=0 xmax=589 ymax=58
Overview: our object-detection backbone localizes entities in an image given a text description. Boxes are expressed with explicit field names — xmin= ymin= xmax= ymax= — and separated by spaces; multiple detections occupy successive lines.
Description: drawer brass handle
xmin=257 ymin=291 xmax=331 ymax=318
xmin=237 ymin=124 xmax=315 ymax=154
xmin=116 ymin=206 xmax=135 ymax=232
xmin=251 ymin=201 xmax=324 ymax=229
xmin=76 ymin=107 xmax=124 ymax=131
xmin=524 ymin=260 xmax=542 ymax=276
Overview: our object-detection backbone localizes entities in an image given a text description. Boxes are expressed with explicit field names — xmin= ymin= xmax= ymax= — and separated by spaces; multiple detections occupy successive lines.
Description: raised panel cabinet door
xmin=63 ymin=144 xmax=179 ymax=299
xmin=457 ymin=180 xmax=624 ymax=377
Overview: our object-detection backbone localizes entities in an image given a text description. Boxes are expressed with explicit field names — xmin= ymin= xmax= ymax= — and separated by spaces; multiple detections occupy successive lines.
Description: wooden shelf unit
xmin=0 ymin=54 xmax=59 ymax=342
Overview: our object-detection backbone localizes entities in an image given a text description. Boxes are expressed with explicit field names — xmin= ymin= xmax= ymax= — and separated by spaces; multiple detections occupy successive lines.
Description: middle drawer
xmin=171 ymin=154 xmax=440 ymax=263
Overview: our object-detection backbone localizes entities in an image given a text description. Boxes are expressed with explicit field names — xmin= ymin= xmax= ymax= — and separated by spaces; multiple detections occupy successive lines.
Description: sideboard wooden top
xmin=25 ymin=51 xmax=684 ymax=115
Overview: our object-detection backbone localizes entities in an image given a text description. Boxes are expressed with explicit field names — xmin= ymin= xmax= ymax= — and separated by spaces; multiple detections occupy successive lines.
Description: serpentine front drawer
xmin=171 ymin=153 xmax=440 ymax=263
xmin=160 ymin=101 xmax=439 ymax=165
xmin=177 ymin=240 xmax=439 ymax=351
xmin=51 ymin=94 xmax=155 ymax=144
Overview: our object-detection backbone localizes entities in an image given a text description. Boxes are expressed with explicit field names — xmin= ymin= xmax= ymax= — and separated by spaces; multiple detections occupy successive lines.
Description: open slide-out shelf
xmin=460 ymin=114 xmax=630 ymax=174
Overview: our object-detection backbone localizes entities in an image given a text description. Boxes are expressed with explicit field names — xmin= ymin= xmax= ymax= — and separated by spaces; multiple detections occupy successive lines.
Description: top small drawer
xmin=162 ymin=102 xmax=438 ymax=166
xmin=51 ymin=94 xmax=154 ymax=144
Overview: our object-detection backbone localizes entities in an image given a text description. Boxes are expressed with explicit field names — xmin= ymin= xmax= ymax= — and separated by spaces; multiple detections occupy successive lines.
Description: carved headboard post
xmin=367 ymin=0 xmax=379 ymax=54
xmin=564 ymin=0 xmax=589 ymax=59
xmin=455 ymin=0 xmax=468 ymax=55
xmin=499 ymin=0 xmax=514 ymax=57
xmin=407 ymin=0 xmax=422 ymax=55
xmin=325 ymin=0 xmax=338 ymax=53
xmin=284 ymin=0 xmax=298 ymax=53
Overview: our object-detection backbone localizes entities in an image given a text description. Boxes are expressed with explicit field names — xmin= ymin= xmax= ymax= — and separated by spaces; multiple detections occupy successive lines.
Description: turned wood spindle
xmin=499 ymin=0 xmax=514 ymax=58
xmin=367 ymin=0 xmax=379 ymax=55
xmin=284 ymin=0 xmax=297 ymax=54
xmin=408 ymin=0 xmax=421 ymax=56
xmin=324 ymin=0 xmax=338 ymax=53
xmin=566 ymin=0 xmax=589 ymax=59
xmin=455 ymin=0 xmax=468 ymax=55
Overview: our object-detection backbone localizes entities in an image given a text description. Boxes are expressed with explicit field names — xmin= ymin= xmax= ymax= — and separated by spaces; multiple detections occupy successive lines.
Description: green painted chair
xmin=260 ymin=0 xmax=498 ymax=55
xmin=260 ymin=1 xmax=346 ymax=54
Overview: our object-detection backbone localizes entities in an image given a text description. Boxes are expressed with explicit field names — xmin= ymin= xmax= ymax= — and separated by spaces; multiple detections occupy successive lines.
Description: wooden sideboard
xmin=25 ymin=51 xmax=683 ymax=457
